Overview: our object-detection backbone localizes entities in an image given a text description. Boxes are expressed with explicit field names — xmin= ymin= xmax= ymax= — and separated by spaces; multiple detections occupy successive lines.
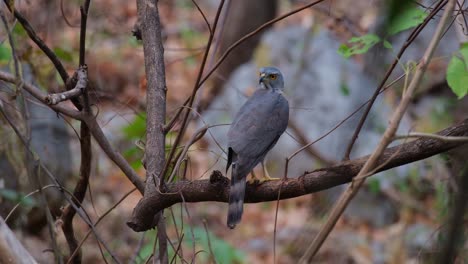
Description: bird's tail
xmin=227 ymin=162 xmax=246 ymax=229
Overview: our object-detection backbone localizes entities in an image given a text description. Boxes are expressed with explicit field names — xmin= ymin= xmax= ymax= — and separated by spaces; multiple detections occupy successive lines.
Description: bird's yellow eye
xmin=269 ymin=74 xmax=277 ymax=80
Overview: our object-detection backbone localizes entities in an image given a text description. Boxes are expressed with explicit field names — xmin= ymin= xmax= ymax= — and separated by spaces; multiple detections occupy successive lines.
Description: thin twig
xmin=161 ymin=0 xmax=226 ymax=187
xmin=273 ymin=183 xmax=284 ymax=264
xmin=191 ymin=0 xmax=211 ymax=34
xmin=67 ymin=188 xmax=137 ymax=263
xmin=202 ymin=221 xmax=216 ymax=264
xmin=394 ymin=132 xmax=468 ymax=142
xmin=167 ymin=125 xmax=208 ymax=182
xmin=0 ymin=71 xmax=83 ymax=119
xmin=61 ymin=3 xmax=92 ymax=261
xmin=4 ymin=185 xmax=57 ymax=223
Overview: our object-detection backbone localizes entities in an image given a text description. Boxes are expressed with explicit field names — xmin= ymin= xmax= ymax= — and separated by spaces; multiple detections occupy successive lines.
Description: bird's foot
xmin=257 ymin=175 xmax=280 ymax=184
xmin=248 ymin=172 xmax=259 ymax=184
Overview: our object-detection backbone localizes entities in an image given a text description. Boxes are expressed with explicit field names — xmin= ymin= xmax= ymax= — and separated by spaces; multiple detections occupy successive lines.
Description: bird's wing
xmin=228 ymin=90 xmax=289 ymax=162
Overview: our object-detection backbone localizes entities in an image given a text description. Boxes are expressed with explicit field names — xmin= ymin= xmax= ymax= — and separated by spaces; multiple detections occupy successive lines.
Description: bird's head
xmin=259 ymin=67 xmax=284 ymax=91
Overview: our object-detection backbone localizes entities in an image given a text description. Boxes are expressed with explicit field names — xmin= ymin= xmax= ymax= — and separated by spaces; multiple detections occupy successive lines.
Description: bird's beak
xmin=259 ymin=73 xmax=266 ymax=84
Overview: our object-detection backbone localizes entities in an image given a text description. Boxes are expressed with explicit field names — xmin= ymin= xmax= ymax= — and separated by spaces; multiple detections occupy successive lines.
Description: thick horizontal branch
xmin=127 ymin=118 xmax=468 ymax=232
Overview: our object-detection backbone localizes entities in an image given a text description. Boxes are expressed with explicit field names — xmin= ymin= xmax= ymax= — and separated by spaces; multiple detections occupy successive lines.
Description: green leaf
xmin=134 ymin=230 xmax=156 ymax=263
xmin=0 ymin=188 xmax=36 ymax=207
xmin=383 ymin=40 xmax=393 ymax=49
xmin=12 ymin=23 xmax=27 ymax=37
xmin=340 ymin=83 xmax=350 ymax=96
xmin=368 ymin=178 xmax=381 ymax=194
xmin=337 ymin=34 xmax=381 ymax=58
xmin=446 ymin=44 xmax=468 ymax=99
xmin=186 ymin=227 xmax=246 ymax=264
xmin=53 ymin=47 xmax=74 ymax=62
xmin=0 ymin=43 xmax=12 ymax=63
xmin=123 ymin=114 xmax=146 ymax=139
xmin=386 ymin=6 xmax=428 ymax=35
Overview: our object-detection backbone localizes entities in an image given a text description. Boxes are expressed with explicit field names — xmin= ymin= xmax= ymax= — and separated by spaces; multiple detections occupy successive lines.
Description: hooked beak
xmin=259 ymin=73 xmax=266 ymax=84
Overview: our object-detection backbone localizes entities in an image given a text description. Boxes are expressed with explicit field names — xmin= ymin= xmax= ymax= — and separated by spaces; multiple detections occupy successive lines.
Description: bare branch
xmin=135 ymin=0 xmax=168 ymax=262
xmin=46 ymin=66 xmax=88 ymax=105
xmin=394 ymin=132 xmax=468 ymax=142
xmin=0 ymin=71 xmax=82 ymax=119
xmin=61 ymin=39 xmax=91 ymax=264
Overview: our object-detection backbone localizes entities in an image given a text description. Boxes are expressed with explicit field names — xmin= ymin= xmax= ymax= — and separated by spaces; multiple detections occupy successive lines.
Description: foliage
xmin=338 ymin=5 xmax=427 ymax=58
xmin=338 ymin=34 xmax=381 ymax=58
xmin=0 ymin=188 xmax=36 ymax=207
xmin=122 ymin=113 xmax=146 ymax=169
xmin=134 ymin=225 xmax=246 ymax=264
xmin=0 ymin=43 xmax=12 ymax=65
xmin=186 ymin=227 xmax=246 ymax=264
xmin=53 ymin=47 xmax=75 ymax=63
xmin=446 ymin=43 xmax=468 ymax=99
xmin=339 ymin=82 xmax=351 ymax=96
xmin=385 ymin=5 xmax=428 ymax=35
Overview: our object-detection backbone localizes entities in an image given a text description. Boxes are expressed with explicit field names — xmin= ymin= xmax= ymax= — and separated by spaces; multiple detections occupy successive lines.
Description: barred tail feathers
xmin=227 ymin=162 xmax=246 ymax=229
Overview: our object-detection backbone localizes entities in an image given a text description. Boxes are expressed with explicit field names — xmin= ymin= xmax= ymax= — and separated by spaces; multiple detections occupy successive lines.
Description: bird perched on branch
xmin=226 ymin=66 xmax=289 ymax=229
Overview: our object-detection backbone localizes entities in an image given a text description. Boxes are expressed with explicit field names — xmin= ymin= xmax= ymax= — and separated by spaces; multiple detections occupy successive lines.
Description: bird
xmin=226 ymin=66 xmax=289 ymax=229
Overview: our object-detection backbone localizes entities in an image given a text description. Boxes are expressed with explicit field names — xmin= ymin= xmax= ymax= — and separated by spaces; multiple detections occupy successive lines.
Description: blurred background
xmin=0 ymin=0 xmax=467 ymax=263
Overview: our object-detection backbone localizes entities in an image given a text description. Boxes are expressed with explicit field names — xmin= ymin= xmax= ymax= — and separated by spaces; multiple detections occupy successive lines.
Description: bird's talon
xmin=247 ymin=178 xmax=258 ymax=184
xmin=257 ymin=176 xmax=280 ymax=184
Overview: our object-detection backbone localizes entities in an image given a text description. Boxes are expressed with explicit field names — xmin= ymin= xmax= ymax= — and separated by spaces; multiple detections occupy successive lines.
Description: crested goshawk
xmin=226 ymin=66 xmax=289 ymax=229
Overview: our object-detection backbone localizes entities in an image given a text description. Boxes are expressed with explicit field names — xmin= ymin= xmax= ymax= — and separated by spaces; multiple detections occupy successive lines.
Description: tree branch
xmin=61 ymin=2 xmax=92 ymax=262
xmin=0 ymin=71 xmax=82 ymax=119
xmin=45 ymin=66 xmax=87 ymax=105
xmin=127 ymin=118 xmax=468 ymax=232
xmin=135 ymin=0 xmax=168 ymax=262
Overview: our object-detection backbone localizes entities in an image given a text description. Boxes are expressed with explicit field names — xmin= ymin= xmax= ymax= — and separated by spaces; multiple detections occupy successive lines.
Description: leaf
xmin=123 ymin=114 xmax=146 ymax=139
xmin=12 ymin=23 xmax=27 ymax=37
xmin=337 ymin=34 xmax=381 ymax=58
xmin=0 ymin=188 xmax=36 ymax=207
xmin=134 ymin=230 xmax=156 ymax=263
xmin=0 ymin=43 xmax=12 ymax=63
xmin=368 ymin=178 xmax=381 ymax=194
xmin=446 ymin=44 xmax=468 ymax=99
xmin=53 ymin=47 xmax=74 ymax=62
xmin=187 ymin=227 xmax=246 ymax=264
xmin=383 ymin=40 xmax=393 ymax=49
xmin=340 ymin=83 xmax=350 ymax=96
xmin=386 ymin=6 xmax=428 ymax=35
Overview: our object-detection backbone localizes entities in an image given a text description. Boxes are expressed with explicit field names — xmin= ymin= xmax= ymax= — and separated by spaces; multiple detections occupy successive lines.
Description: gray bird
xmin=226 ymin=66 xmax=289 ymax=229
